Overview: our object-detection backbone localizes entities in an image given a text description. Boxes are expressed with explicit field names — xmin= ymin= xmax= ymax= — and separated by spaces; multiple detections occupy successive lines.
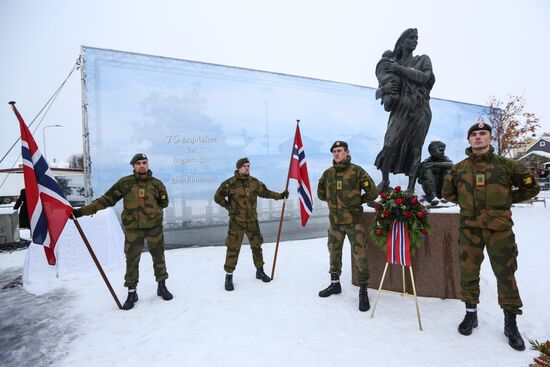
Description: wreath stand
xmin=370 ymin=262 xmax=423 ymax=331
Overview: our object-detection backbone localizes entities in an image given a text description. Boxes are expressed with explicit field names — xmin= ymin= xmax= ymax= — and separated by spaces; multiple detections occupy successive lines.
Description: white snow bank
xmin=23 ymin=207 xmax=125 ymax=295
xmin=1 ymin=204 xmax=548 ymax=366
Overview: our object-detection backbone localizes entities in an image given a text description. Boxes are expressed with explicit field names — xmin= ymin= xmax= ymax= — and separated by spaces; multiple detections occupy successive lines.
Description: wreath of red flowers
xmin=368 ymin=186 xmax=431 ymax=253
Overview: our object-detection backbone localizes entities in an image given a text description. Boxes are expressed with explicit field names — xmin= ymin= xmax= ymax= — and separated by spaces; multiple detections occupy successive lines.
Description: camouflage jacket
xmin=317 ymin=156 xmax=378 ymax=224
xmin=214 ymin=171 xmax=283 ymax=223
xmin=442 ymin=146 xmax=540 ymax=230
xmin=80 ymin=170 xmax=169 ymax=229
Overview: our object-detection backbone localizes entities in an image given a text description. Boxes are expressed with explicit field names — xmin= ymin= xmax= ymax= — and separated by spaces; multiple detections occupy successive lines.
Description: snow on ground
xmin=1 ymin=204 xmax=549 ymax=367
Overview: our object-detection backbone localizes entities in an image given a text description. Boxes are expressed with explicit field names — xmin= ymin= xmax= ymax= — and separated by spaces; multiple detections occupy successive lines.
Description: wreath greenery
xmin=368 ymin=186 xmax=431 ymax=253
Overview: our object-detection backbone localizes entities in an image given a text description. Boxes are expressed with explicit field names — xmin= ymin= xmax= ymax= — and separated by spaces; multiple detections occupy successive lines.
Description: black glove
xmin=281 ymin=190 xmax=289 ymax=199
xmin=72 ymin=208 xmax=83 ymax=219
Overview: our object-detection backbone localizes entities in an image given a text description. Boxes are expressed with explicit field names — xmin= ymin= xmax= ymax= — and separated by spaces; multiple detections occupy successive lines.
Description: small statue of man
xmin=418 ymin=141 xmax=453 ymax=206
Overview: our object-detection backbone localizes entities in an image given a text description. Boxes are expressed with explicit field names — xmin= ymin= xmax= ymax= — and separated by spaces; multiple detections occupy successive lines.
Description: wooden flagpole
xmin=71 ymin=214 xmax=123 ymax=309
xmin=270 ymin=119 xmax=300 ymax=280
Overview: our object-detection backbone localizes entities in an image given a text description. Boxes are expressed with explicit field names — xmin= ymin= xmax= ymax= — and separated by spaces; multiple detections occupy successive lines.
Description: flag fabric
xmin=289 ymin=125 xmax=313 ymax=227
xmin=14 ymin=105 xmax=73 ymax=265
xmin=386 ymin=220 xmax=412 ymax=266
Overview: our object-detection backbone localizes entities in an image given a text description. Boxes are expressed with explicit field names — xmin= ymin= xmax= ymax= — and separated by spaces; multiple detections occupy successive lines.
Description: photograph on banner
xmin=82 ymin=47 xmax=488 ymax=246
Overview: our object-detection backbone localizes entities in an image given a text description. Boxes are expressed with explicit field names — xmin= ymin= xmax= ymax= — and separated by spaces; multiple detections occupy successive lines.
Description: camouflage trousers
xmin=327 ymin=223 xmax=370 ymax=284
xmin=224 ymin=220 xmax=264 ymax=273
xmin=124 ymin=226 xmax=168 ymax=288
xmin=459 ymin=227 xmax=522 ymax=314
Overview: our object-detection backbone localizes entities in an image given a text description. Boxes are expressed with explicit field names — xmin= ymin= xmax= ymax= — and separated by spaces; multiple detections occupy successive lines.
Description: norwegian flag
xmin=386 ymin=220 xmax=412 ymax=266
xmin=289 ymin=124 xmax=313 ymax=227
xmin=12 ymin=103 xmax=73 ymax=265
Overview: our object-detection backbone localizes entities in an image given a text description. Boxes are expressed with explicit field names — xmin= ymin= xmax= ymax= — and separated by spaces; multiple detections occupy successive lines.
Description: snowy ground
xmin=1 ymin=204 xmax=549 ymax=367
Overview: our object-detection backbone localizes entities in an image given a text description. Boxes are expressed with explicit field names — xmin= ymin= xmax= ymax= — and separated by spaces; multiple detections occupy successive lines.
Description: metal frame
xmin=370 ymin=263 xmax=423 ymax=331
xmin=80 ymin=47 xmax=92 ymax=204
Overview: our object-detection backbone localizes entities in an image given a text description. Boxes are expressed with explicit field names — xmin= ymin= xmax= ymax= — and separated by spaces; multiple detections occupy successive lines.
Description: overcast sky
xmin=1 ymin=0 xmax=549 ymax=167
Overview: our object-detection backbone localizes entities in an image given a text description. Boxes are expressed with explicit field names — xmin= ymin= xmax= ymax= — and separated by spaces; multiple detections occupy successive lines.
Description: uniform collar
xmin=465 ymin=146 xmax=495 ymax=162
xmin=234 ymin=170 xmax=250 ymax=180
xmin=333 ymin=155 xmax=352 ymax=171
xmin=134 ymin=169 xmax=152 ymax=181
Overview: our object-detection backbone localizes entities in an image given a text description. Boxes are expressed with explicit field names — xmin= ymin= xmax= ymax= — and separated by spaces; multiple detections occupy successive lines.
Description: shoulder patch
xmin=523 ymin=176 xmax=535 ymax=187
xmin=363 ymin=181 xmax=370 ymax=188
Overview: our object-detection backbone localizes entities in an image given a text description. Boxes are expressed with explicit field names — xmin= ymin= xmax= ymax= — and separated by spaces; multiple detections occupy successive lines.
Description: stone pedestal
xmin=352 ymin=211 xmax=461 ymax=299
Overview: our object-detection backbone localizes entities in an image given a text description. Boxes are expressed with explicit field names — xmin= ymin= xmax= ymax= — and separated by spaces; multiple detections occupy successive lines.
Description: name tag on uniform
xmin=245 ymin=188 xmax=250 ymax=196
xmin=139 ymin=188 xmax=145 ymax=198
xmin=337 ymin=180 xmax=343 ymax=190
xmin=475 ymin=173 xmax=485 ymax=187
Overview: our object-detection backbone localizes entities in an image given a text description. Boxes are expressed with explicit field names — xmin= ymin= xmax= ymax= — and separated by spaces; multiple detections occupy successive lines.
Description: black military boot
xmin=318 ymin=275 xmax=342 ymax=297
xmin=458 ymin=303 xmax=478 ymax=335
xmin=256 ymin=267 xmax=271 ymax=283
xmin=504 ymin=311 xmax=526 ymax=351
xmin=225 ymin=273 xmax=234 ymax=291
xmin=157 ymin=280 xmax=173 ymax=301
xmin=358 ymin=283 xmax=370 ymax=312
xmin=122 ymin=287 xmax=138 ymax=310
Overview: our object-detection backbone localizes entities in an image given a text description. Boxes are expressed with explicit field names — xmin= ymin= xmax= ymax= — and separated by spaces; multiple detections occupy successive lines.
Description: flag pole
xmin=270 ymin=119 xmax=299 ymax=280
xmin=71 ymin=213 xmax=123 ymax=309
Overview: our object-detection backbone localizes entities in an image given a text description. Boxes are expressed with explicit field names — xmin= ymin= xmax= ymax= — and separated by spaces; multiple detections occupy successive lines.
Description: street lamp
xmin=42 ymin=124 xmax=63 ymax=161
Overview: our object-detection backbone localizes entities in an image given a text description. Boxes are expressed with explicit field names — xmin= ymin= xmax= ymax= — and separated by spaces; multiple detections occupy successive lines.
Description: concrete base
xmin=0 ymin=211 xmax=20 ymax=245
xmin=352 ymin=212 xmax=461 ymax=299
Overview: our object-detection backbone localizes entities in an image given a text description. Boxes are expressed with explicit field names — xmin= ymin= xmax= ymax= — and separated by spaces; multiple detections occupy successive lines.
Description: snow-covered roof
xmin=517 ymin=150 xmax=550 ymax=161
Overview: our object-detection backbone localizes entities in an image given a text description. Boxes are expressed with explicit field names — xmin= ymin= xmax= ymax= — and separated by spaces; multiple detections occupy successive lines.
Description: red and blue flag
xmin=13 ymin=104 xmax=73 ymax=265
xmin=386 ymin=220 xmax=411 ymax=266
xmin=289 ymin=125 xmax=313 ymax=227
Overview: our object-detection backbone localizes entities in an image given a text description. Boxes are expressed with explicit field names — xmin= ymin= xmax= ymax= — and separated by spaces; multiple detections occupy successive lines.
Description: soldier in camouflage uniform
xmin=73 ymin=153 xmax=173 ymax=310
xmin=214 ymin=158 xmax=288 ymax=291
xmin=317 ymin=141 xmax=378 ymax=312
xmin=442 ymin=122 xmax=540 ymax=351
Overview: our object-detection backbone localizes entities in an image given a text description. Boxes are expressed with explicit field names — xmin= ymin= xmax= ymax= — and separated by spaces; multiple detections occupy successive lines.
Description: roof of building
xmin=517 ymin=150 xmax=550 ymax=161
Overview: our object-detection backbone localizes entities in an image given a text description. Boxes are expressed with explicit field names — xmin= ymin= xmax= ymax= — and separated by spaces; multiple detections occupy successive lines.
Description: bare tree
xmin=68 ymin=153 xmax=84 ymax=169
xmin=55 ymin=176 xmax=72 ymax=197
xmin=478 ymin=96 xmax=540 ymax=157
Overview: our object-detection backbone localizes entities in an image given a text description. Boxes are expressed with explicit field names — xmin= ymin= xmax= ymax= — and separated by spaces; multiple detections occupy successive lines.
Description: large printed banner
xmin=82 ymin=47 xmax=487 ymax=246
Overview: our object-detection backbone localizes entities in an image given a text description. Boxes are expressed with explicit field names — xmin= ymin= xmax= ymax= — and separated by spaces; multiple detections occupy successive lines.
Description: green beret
xmin=330 ymin=140 xmax=348 ymax=152
xmin=130 ymin=153 xmax=148 ymax=165
xmin=467 ymin=122 xmax=492 ymax=138
xmin=236 ymin=157 xmax=250 ymax=169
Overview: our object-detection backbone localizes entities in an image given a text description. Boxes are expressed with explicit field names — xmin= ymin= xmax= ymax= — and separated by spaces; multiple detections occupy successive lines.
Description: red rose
xmin=404 ymin=210 xmax=412 ymax=218
xmin=396 ymin=197 xmax=404 ymax=205
xmin=374 ymin=205 xmax=382 ymax=211
xmin=411 ymin=197 xmax=418 ymax=204
xmin=380 ymin=192 xmax=388 ymax=199
xmin=417 ymin=211 xmax=426 ymax=218
xmin=383 ymin=210 xmax=390 ymax=218
xmin=375 ymin=228 xmax=382 ymax=235
xmin=394 ymin=186 xmax=401 ymax=192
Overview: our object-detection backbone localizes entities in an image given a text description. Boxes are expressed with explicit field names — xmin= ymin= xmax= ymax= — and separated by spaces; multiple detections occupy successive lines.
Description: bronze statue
xmin=418 ymin=141 xmax=453 ymax=206
xmin=374 ymin=28 xmax=435 ymax=192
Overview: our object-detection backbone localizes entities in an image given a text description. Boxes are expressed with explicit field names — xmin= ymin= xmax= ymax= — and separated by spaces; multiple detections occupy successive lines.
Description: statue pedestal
xmin=352 ymin=211 xmax=461 ymax=299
